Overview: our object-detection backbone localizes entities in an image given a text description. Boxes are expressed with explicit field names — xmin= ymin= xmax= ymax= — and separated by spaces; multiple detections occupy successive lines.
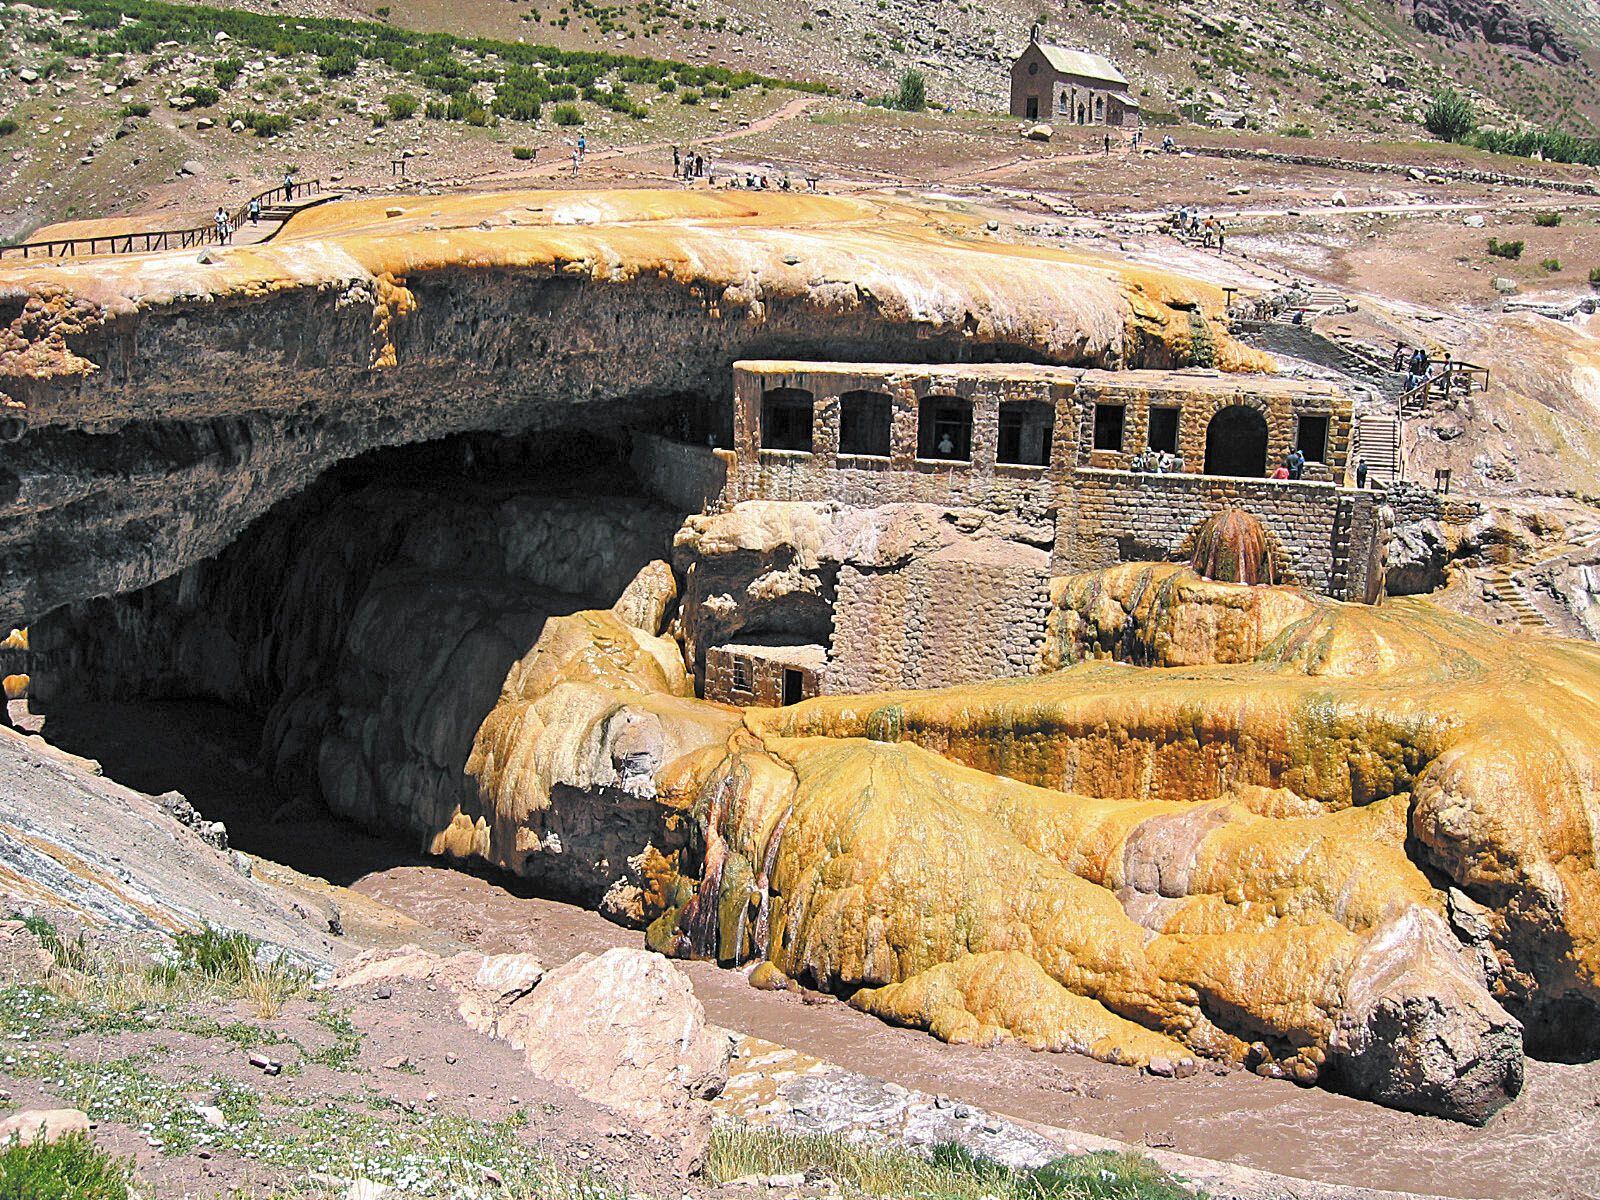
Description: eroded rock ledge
xmin=0 ymin=190 xmax=1257 ymax=630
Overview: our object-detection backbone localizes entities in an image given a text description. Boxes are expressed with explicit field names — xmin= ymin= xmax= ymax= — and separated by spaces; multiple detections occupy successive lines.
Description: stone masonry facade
xmin=654 ymin=360 xmax=1383 ymax=705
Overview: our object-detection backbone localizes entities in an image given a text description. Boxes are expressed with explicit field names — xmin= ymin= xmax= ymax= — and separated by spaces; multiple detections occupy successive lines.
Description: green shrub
xmin=896 ymin=67 xmax=926 ymax=112
xmin=550 ymin=102 xmax=583 ymax=124
xmin=0 ymin=118 xmax=15 ymax=136
xmin=1533 ymin=211 xmax=1562 ymax=227
xmin=384 ymin=90 xmax=418 ymax=118
xmin=1542 ymin=257 xmax=1561 ymax=272
xmin=213 ymin=55 xmax=243 ymax=87
xmin=1280 ymin=122 xmax=1312 ymax=137
xmin=658 ymin=75 xmax=677 ymax=91
xmin=0 ymin=1131 xmax=132 ymax=1200
xmin=1590 ymin=266 xmax=1600 ymax=287
xmin=1423 ymin=89 xmax=1477 ymax=143
xmin=319 ymin=48 xmax=359 ymax=77
xmin=1472 ymin=125 xmax=1600 ymax=167
xmin=678 ymin=88 xmax=700 ymax=104
xmin=182 ymin=82 xmax=219 ymax=106
xmin=1487 ymin=238 xmax=1525 ymax=259
xmin=118 ymin=102 xmax=151 ymax=117
xmin=511 ymin=145 xmax=536 ymax=159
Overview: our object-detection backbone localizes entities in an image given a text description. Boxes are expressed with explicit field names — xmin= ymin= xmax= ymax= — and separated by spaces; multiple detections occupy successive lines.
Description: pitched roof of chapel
xmin=1033 ymin=44 xmax=1128 ymax=87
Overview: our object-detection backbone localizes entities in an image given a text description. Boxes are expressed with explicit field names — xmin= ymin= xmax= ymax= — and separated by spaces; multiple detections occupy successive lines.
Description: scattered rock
xmin=1024 ymin=123 xmax=1052 ymax=142
xmin=0 ymin=1109 xmax=90 ymax=1145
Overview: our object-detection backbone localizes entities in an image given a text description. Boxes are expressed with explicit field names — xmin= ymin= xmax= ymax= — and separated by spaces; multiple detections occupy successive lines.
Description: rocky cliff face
xmin=1400 ymin=0 xmax=1577 ymax=61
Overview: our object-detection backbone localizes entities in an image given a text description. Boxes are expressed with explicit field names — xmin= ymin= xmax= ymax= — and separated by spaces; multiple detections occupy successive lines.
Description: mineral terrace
xmin=1 ymin=188 xmax=1597 ymax=1164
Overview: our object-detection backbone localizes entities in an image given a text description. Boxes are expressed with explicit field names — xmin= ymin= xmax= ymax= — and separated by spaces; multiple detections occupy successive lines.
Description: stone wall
xmin=1058 ymin=469 xmax=1378 ymax=599
xmin=829 ymin=545 xmax=1052 ymax=692
xmin=630 ymin=433 xmax=732 ymax=516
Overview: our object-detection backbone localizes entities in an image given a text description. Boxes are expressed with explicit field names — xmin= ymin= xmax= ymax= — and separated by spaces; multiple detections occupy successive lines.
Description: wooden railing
xmin=0 ymin=179 xmax=323 ymax=262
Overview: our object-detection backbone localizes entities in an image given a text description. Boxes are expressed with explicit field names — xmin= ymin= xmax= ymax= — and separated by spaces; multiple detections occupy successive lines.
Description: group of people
xmin=672 ymin=146 xmax=708 ymax=181
xmin=1130 ymin=448 xmax=1184 ymax=473
xmin=1392 ymin=342 xmax=1435 ymax=393
xmin=1269 ymin=447 xmax=1309 ymax=480
xmin=1171 ymin=208 xmax=1227 ymax=249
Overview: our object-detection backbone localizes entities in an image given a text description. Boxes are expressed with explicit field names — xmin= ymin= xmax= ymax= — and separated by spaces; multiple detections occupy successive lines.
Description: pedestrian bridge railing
xmin=0 ymin=179 xmax=324 ymax=262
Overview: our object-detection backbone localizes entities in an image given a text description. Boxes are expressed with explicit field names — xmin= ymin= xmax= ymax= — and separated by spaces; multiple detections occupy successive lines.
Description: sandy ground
xmin=30 ymin=698 xmax=1600 ymax=1200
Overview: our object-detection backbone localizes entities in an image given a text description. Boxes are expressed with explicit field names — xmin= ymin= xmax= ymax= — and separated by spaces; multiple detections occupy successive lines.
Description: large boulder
xmin=507 ymin=947 xmax=731 ymax=1172
xmin=0 ymin=1109 xmax=91 ymax=1145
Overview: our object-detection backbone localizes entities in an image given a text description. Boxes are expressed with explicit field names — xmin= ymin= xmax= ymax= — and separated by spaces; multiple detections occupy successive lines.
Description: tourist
xmin=1287 ymin=446 xmax=1306 ymax=479
xmin=1157 ymin=450 xmax=1174 ymax=473
xmin=213 ymin=207 xmax=228 ymax=243
xmin=1391 ymin=341 xmax=1407 ymax=371
xmin=673 ymin=146 xmax=681 ymax=173
xmin=1409 ymin=347 xmax=1429 ymax=378
xmin=1104 ymin=132 xmax=1111 ymax=155
xmin=578 ymin=134 xmax=587 ymax=157
xmin=282 ymin=169 xmax=295 ymax=201
xmin=571 ymin=149 xmax=581 ymax=177
xmin=1271 ymin=463 xmax=1291 ymax=480
xmin=937 ymin=432 xmax=956 ymax=457
xmin=1131 ymin=449 xmax=1149 ymax=472
xmin=1201 ymin=216 xmax=1217 ymax=248
xmin=1356 ymin=457 xmax=1369 ymax=489
xmin=1172 ymin=454 xmax=1185 ymax=472
xmin=1132 ymin=130 xmax=1142 ymax=151
xmin=248 ymin=197 xmax=261 ymax=225
xmin=1214 ymin=219 xmax=1226 ymax=251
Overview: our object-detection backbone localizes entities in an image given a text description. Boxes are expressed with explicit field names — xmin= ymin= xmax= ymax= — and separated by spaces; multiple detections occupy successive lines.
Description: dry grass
xmin=25 ymin=918 xmax=311 ymax=1019
xmin=707 ymin=1125 xmax=1201 ymax=1200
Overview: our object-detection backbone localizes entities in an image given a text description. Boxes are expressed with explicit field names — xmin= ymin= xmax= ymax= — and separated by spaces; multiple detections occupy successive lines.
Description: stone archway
xmin=1204 ymin=404 xmax=1269 ymax=477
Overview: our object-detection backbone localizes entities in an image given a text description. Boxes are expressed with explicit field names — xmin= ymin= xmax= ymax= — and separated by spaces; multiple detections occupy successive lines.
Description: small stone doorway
xmin=783 ymin=669 xmax=805 ymax=706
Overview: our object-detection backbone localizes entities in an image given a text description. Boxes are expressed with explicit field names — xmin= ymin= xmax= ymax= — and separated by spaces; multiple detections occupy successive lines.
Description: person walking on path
xmin=571 ymin=149 xmax=581 ymax=178
xmin=577 ymin=134 xmax=587 ymax=157
xmin=282 ymin=169 xmax=295 ymax=201
xmin=1104 ymin=132 xmax=1112 ymax=155
xmin=1356 ymin=458 xmax=1369 ymax=489
xmin=248 ymin=197 xmax=261 ymax=225
xmin=213 ymin=207 xmax=230 ymax=244
xmin=673 ymin=145 xmax=681 ymax=173
xmin=1287 ymin=446 xmax=1306 ymax=480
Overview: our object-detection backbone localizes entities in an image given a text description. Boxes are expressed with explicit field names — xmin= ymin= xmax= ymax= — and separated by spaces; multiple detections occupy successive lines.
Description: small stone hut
xmin=1009 ymin=28 xmax=1139 ymax=127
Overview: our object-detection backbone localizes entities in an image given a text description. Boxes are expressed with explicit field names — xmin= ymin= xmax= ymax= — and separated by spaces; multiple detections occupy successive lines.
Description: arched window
xmin=839 ymin=390 xmax=893 ymax=458
xmin=1094 ymin=95 xmax=1105 ymax=121
xmin=918 ymin=395 xmax=972 ymax=462
xmin=760 ymin=387 xmax=814 ymax=453
xmin=1204 ymin=405 xmax=1270 ymax=477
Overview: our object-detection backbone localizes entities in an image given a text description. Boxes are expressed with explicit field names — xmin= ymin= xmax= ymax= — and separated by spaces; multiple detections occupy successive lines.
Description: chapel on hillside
xmin=1009 ymin=28 xmax=1139 ymax=127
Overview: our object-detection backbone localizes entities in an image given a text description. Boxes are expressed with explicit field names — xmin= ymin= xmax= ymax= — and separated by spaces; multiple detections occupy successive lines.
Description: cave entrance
xmin=30 ymin=427 xmax=683 ymax=891
xmin=1204 ymin=405 xmax=1269 ymax=478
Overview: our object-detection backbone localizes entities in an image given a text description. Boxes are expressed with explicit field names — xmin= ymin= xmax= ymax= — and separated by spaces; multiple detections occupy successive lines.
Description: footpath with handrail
xmin=0 ymin=178 xmax=324 ymax=261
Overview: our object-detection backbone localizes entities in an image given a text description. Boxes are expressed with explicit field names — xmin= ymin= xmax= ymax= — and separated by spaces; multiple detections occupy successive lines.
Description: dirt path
xmin=460 ymin=93 xmax=824 ymax=188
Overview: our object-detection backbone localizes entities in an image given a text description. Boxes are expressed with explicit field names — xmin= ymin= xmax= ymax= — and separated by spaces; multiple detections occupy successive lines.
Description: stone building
xmin=1010 ymin=29 xmax=1139 ymax=127
xmin=634 ymin=360 xmax=1385 ymax=707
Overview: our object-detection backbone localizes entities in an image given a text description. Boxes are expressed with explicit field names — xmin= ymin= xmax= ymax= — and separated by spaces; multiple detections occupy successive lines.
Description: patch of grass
xmin=0 ymin=1131 xmax=132 ymax=1200
xmin=118 ymin=101 xmax=151 ymax=117
xmin=146 ymin=927 xmax=310 ymax=1018
xmin=384 ymin=90 xmax=417 ymax=119
xmin=305 ymin=1004 xmax=364 ymax=1070
xmin=1542 ymin=257 xmax=1561 ymax=272
xmin=1488 ymin=237 xmax=1525 ymax=260
xmin=706 ymin=1126 xmax=1200 ymax=1200
xmin=0 ymin=117 xmax=17 ymax=136
xmin=550 ymin=102 xmax=583 ymax=125
xmin=511 ymin=145 xmax=536 ymax=159
xmin=17 ymin=914 xmax=91 ymax=974
xmin=182 ymin=82 xmax=220 ymax=106
xmin=1532 ymin=211 xmax=1563 ymax=227
xmin=1589 ymin=266 xmax=1600 ymax=287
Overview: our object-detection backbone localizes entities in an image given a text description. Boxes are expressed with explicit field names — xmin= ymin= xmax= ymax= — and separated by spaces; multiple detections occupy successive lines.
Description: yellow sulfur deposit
xmin=456 ymin=561 xmax=1600 ymax=1124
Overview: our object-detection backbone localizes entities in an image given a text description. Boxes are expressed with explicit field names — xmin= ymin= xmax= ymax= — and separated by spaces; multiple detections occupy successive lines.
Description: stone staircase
xmin=1482 ymin=565 xmax=1544 ymax=630
xmin=1352 ymin=410 xmax=1402 ymax=486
